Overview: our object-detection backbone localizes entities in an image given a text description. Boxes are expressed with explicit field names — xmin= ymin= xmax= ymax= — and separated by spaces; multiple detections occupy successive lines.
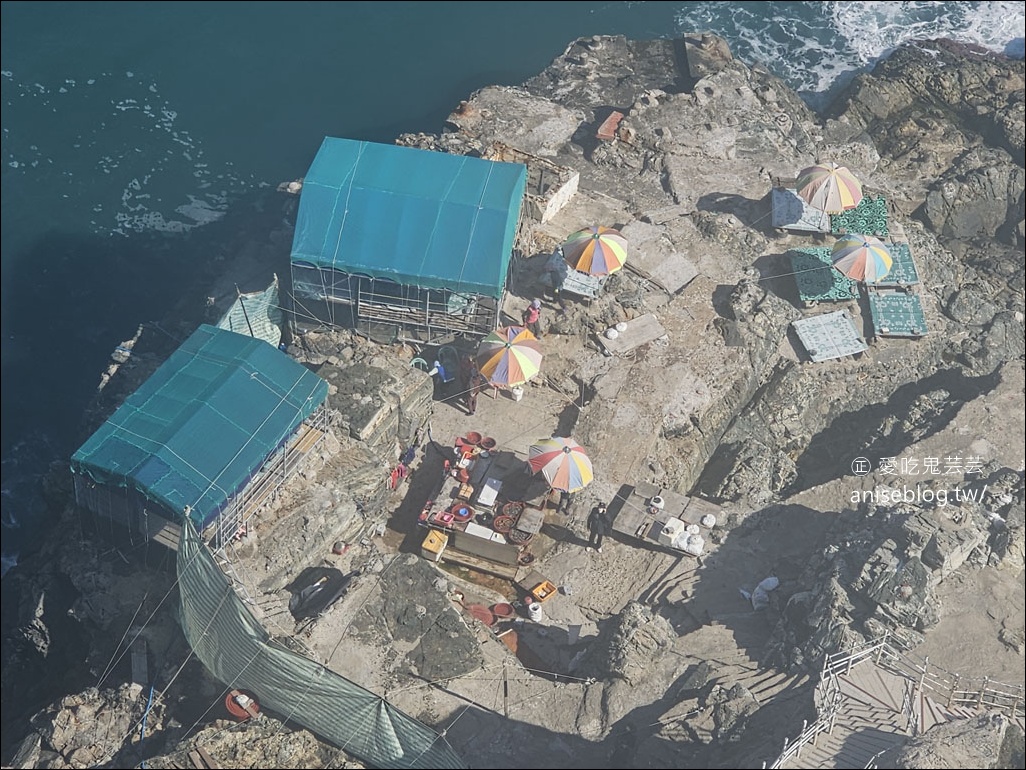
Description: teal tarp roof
xmin=291 ymin=137 xmax=528 ymax=299
xmin=71 ymin=325 xmax=328 ymax=529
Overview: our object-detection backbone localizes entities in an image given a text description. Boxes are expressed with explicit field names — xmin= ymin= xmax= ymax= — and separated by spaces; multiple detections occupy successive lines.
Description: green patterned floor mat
xmin=830 ymin=195 xmax=889 ymax=236
xmin=871 ymin=242 xmax=920 ymax=286
xmin=868 ymin=289 xmax=927 ymax=338
xmin=789 ymin=247 xmax=860 ymax=304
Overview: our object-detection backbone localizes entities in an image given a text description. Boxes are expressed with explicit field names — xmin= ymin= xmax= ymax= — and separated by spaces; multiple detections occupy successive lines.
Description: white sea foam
xmin=832 ymin=1 xmax=1025 ymax=65
xmin=674 ymin=0 xmax=1025 ymax=109
xmin=2 ymin=70 xmax=256 ymax=237
xmin=1 ymin=552 xmax=18 ymax=579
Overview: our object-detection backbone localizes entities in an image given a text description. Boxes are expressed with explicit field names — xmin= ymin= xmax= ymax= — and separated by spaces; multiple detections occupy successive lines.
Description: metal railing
xmin=820 ymin=633 xmax=1023 ymax=720
xmin=873 ymin=641 xmax=1024 ymax=720
xmin=766 ymin=673 xmax=842 ymax=769
xmin=900 ymin=676 xmax=917 ymax=736
xmin=768 ymin=631 xmax=1025 ymax=769
xmin=209 ymin=408 xmax=330 ymax=551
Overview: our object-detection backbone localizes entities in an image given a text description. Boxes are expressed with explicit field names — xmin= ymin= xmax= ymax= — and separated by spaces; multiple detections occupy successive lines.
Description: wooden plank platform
xmin=599 ymin=313 xmax=667 ymax=356
xmin=829 ymin=194 xmax=890 ymax=236
xmin=867 ymin=289 xmax=927 ymax=338
xmin=771 ymin=186 xmax=832 ymax=233
xmin=872 ymin=242 xmax=920 ymax=286
xmin=437 ymin=545 xmax=519 ymax=581
xmin=788 ymin=247 xmax=860 ymax=305
xmin=792 ymin=310 xmax=868 ymax=362
xmin=611 ymin=484 xmax=721 ymax=557
xmin=130 ymin=639 xmax=148 ymax=688
xmin=596 ymin=111 xmax=624 ymax=141
xmin=150 ymin=521 xmax=182 ymax=552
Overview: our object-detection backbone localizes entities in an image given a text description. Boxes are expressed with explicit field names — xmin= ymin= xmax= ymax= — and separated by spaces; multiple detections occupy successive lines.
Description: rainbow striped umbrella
xmin=831 ymin=233 xmax=893 ymax=283
xmin=561 ymin=226 xmax=628 ymax=276
xmin=475 ymin=326 xmax=542 ymax=388
xmin=796 ymin=162 xmax=863 ymax=214
xmin=527 ymin=436 xmax=594 ymax=493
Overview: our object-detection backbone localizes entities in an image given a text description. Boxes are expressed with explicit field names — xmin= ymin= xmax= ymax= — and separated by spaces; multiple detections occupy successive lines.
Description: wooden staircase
xmin=659 ymin=622 xmax=812 ymax=753
xmin=771 ymin=635 xmax=1025 ymax=769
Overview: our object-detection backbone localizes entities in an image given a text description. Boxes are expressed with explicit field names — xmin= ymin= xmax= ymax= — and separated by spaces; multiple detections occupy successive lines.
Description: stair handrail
xmin=817 ymin=632 xmax=1023 ymax=720
xmin=864 ymin=746 xmax=890 ymax=769
xmin=871 ymin=637 xmax=1024 ymax=719
xmin=821 ymin=632 xmax=891 ymax=679
xmin=767 ymin=672 xmax=843 ymax=769
xmin=771 ymin=631 xmax=1024 ymax=768
xmin=900 ymin=676 xmax=918 ymax=736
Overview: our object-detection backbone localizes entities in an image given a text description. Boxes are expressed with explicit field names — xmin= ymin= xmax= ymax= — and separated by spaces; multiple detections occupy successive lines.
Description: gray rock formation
xmin=877 ymin=712 xmax=1024 ymax=769
xmin=3 ymin=29 xmax=1022 ymax=770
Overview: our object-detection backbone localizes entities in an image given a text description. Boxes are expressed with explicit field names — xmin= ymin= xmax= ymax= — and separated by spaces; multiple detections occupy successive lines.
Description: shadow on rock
xmin=789 ymin=367 xmax=1001 ymax=493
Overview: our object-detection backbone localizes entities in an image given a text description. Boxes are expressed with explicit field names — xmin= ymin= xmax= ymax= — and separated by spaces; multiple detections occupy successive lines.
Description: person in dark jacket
xmin=587 ymin=502 xmax=610 ymax=552
xmin=466 ymin=370 xmax=488 ymax=416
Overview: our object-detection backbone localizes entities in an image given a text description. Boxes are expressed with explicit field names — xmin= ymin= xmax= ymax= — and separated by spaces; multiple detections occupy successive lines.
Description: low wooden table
xmin=515 ymin=569 xmax=557 ymax=603
xmin=611 ymin=482 xmax=722 ymax=556
xmin=514 ymin=506 xmax=545 ymax=534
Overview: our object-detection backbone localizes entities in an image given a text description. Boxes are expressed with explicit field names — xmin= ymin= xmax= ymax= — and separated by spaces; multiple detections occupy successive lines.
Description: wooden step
xmin=150 ymin=521 xmax=182 ymax=551
xmin=783 ymin=725 xmax=905 ymax=769
xmin=781 ymin=729 xmax=850 ymax=769
xmin=292 ymin=424 xmax=324 ymax=454
xmin=837 ymin=701 xmax=903 ymax=729
xmin=838 ymin=666 xmax=904 ymax=713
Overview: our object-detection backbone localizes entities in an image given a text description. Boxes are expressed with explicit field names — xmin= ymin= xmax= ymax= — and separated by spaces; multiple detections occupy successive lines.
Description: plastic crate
xmin=531 ymin=580 xmax=558 ymax=603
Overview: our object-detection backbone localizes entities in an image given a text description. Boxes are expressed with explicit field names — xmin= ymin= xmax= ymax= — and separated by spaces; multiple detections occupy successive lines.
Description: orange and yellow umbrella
xmin=796 ymin=162 xmax=863 ymax=214
xmin=475 ymin=326 xmax=542 ymax=388
xmin=561 ymin=226 xmax=628 ymax=276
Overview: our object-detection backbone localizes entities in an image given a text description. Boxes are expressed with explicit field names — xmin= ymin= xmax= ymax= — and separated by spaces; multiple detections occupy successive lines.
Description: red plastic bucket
xmin=491 ymin=602 xmax=515 ymax=620
xmin=466 ymin=604 xmax=496 ymax=626
xmin=450 ymin=503 xmax=475 ymax=522
xmin=225 ymin=689 xmax=260 ymax=721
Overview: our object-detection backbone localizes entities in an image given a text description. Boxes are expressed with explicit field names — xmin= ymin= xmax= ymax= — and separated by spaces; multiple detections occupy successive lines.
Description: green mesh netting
xmin=177 ymin=519 xmax=467 ymax=769
xmin=217 ymin=276 xmax=284 ymax=348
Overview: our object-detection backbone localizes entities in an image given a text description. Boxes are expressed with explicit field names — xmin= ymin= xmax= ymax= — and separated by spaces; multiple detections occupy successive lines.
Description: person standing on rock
xmin=522 ymin=299 xmax=543 ymax=338
xmin=458 ymin=354 xmax=474 ymax=393
xmin=466 ymin=370 xmax=488 ymax=416
xmin=557 ymin=489 xmax=575 ymax=516
xmin=587 ymin=502 xmax=610 ymax=552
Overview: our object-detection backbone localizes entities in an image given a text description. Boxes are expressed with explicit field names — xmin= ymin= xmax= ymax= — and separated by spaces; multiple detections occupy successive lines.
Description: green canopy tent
xmin=290 ymin=137 xmax=527 ymax=338
xmin=71 ymin=324 xmax=328 ymax=540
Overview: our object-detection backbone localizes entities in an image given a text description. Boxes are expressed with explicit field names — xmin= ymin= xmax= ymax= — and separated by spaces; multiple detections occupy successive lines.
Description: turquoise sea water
xmin=2 ymin=1 xmax=1024 ymax=569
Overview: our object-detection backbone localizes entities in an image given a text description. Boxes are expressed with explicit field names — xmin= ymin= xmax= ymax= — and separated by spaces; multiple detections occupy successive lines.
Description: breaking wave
xmin=673 ymin=1 xmax=1025 ymax=109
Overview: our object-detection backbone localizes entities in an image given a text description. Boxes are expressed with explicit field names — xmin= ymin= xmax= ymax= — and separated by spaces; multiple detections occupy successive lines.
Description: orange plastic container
xmin=531 ymin=580 xmax=558 ymax=603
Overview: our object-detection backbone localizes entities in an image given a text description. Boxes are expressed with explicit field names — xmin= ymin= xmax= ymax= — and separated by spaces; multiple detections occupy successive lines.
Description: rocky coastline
xmin=2 ymin=32 xmax=1023 ymax=770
